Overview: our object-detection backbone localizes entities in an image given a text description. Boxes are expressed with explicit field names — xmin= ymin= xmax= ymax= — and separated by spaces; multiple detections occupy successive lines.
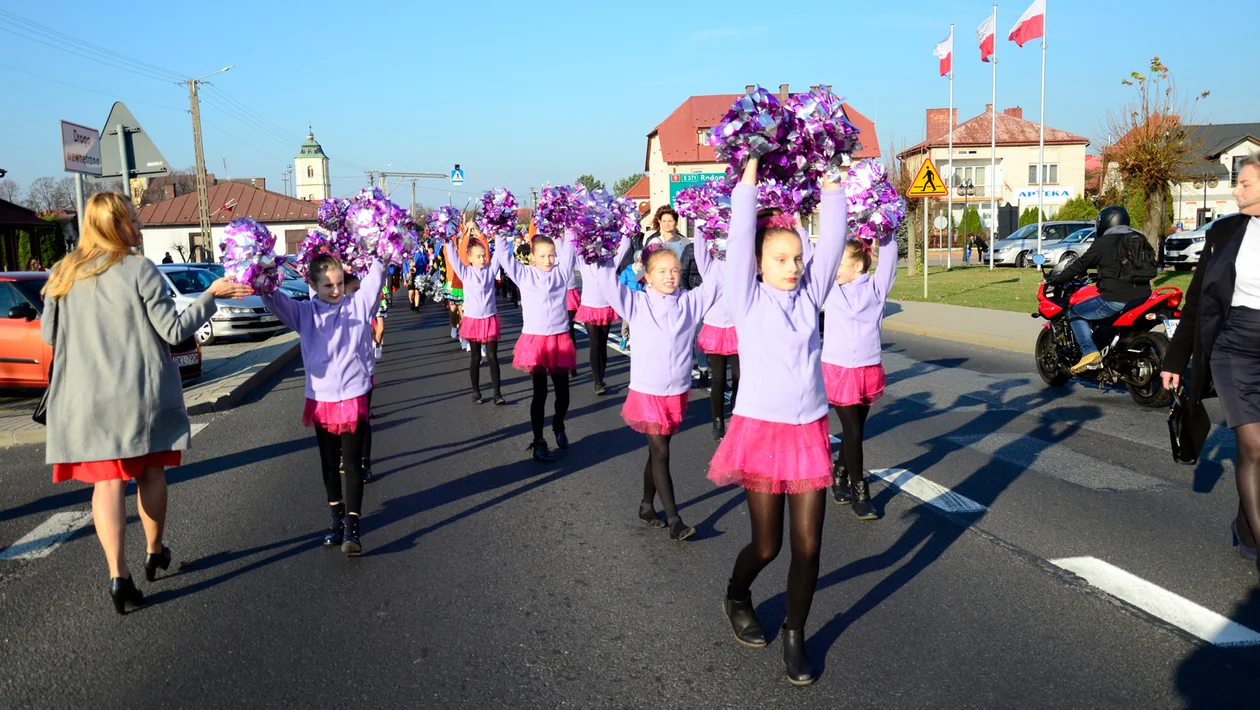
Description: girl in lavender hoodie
xmin=708 ymin=158 xmax=846 ymax=687
xmin=262 ymin=254 xmax=384 ymax=557
xmin=495 ymin=231 xmax=579 ymax=462
xmin=445 ymin=237 xmax=504 ymax=405
xmin=575 ymin=256 xmax=620 ymax=396
xmin=822 ymin=232 xmax=897 ymax=518
xmin=591 ymin=241 xmax=721 ymax=542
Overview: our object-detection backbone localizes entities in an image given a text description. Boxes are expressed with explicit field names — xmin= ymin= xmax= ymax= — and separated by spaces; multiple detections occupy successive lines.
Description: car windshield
xmin=13 ymin=278 xmax=47 ymax=311
xmin=280 ymin=262 xmax=301 ymax=280
xmin=1062 ymin=229 xmax=1093 ymax=244
xmin=166 ymin=269 xmax=217 ymax=294
xmin=1008 ymin=224 xmax=1037 ymax=240
xmin=199 ymin=264 xmax=225 ymax=277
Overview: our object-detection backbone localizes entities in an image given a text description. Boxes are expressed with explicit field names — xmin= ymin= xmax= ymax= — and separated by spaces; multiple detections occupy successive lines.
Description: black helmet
xmin=1095 ymin=205 xmax=1130 ymax=237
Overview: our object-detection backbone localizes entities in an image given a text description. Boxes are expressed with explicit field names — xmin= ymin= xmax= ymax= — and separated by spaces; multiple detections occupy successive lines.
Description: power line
xmin=0 ymin=63 xmax=185 ymax=113
xmin=0 ymin=9 xmax=187 ymax=82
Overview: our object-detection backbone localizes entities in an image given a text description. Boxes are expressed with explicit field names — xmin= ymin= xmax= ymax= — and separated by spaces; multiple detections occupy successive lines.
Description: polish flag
xmin=933 ymin=27 xmax=953 ymax=77
xmin=1008 ymin=0 xmax=1046 ymax=47
xmin=977 ymin=12 xmax=996 ymax=62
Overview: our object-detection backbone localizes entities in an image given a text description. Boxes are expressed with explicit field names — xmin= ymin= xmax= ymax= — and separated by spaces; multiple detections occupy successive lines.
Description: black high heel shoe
xmin=144 ymin=546 xmax=172 ymax=582
xmin=110 ymin=576 xmax=144 ymax=615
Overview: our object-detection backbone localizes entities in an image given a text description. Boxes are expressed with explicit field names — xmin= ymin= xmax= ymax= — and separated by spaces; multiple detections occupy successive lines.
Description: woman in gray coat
xmin=42 ymin=192 xmax=250 ymax=614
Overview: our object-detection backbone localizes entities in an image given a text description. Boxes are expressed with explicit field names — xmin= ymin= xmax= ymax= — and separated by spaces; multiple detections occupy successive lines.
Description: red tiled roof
xmin=898 ymin=107 xmax=1089 ymax=159
xmin=646 ymin=94 xmax=881 ymax=170
xmin=624 ymin=175 xmax=650 ymax=200
xmin=137 ymin=182 xmax=319 ymax=226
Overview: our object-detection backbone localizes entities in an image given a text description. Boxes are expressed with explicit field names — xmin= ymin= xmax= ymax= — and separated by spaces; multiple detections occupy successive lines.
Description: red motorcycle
xmin=1031 ymin=254 xmax=1182 ymax=407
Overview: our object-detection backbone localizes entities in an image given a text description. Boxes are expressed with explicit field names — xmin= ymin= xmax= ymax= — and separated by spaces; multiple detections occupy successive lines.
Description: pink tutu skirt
xmin=575 ymin=304 xmax=619 ymax=326
xmin=622 ymin=389 xmax=688 ymax=435
xmin=707 ymin=415 xmax=832 ymax=494
xmin=460 ymin=314 xmax=501 ymax=343
xmin=514 ymin=333 xmax=578 ymax=374
xmin=823 ymin=363 xmax=886 ymax=407
xmin=302 ymin=394 xmax=370 ymax=435
xmin=696 ymin=324 xmax=739 ymax=356
xmin=565 ymin=288 xmax=582 ymax=312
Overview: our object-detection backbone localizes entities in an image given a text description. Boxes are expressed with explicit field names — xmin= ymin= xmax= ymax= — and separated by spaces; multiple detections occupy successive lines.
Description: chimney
xmin=985 ymin=103 xmax=994 ymax=114
xmin=925 ymin=109 xmax=957 ymax=141
xmin=162 ymin=184 xmax=176 ymax=201
xmin=1003 ymin=107 xmax=1024 ymax=120
xmin=745 ymin=84 xmax=755 ymax=94
xmin=778 ymin=83 xmax=790 ymax=101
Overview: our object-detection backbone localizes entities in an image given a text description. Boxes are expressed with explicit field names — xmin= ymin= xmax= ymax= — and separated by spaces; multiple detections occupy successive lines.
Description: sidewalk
xmin=0 ymin=332 xmax=300 ymax=448
xmin=882 ymin=300 xmax=1044 ymax=355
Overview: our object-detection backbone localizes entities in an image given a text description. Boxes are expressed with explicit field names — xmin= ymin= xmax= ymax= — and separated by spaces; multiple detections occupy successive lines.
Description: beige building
xmin=1169 ymin=123 xmax=1260 ymax=228
xmin=294 ymin=129 xmax=331 ymax=202
xmin=898 ymin=105 xmax=1089 ymax=231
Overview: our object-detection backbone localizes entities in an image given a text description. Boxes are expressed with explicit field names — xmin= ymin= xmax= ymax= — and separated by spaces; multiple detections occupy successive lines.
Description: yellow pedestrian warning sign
xmin=907 ymin=157 xmax=948 ymax=198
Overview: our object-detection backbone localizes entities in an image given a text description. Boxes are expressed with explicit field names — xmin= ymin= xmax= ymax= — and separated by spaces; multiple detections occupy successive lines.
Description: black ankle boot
xmin=668 ymin=517 xmax=696 ymax=542
xmin=342 ymin=514 xmax=362 ymax=556
xmin=639 ymin=503 xmax=666 ymax=529
xmin=850 ymin=475 xmax=878 ymax=520
xmin=324 ymin=502 xmax=345 ymax=547
xmin=110 ymin=576 xmax=144 ymax=615
xmin=723 ymin=594 xmax=767 ymax=648
xmin=831 ymin=460 xmax=852 ymax=505
xmin=529 ymin=440 xmax=555 ymax=462
xmin=781 ymin=626 xmax=816 ymax=686
xmin=144 ymin=546 xmax=172 ymax=582
xmin=712 ymin=417 xmax=726 ymax=442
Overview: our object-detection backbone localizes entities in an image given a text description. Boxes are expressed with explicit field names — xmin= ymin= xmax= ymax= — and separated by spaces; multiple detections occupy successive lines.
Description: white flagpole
xmin=947 ymin=22 xmax=955 ymax=270
xmin=989 ymin=4 xmax=998 ymax=271
xmin=1036 ymin=1 xmax=1046 ymax=261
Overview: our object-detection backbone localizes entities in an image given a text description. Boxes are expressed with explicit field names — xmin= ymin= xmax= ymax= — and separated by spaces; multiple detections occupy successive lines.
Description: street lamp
xmin=180 ymin=65 xmax=235 ymax=254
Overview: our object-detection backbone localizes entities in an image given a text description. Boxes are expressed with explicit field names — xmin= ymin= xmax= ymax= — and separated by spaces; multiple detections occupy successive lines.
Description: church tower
xmin=294 ymin=129 xmax=331 ymax=201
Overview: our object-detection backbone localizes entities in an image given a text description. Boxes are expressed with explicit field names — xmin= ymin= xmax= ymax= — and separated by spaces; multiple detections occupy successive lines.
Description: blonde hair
xmin=43 ymin=192 xmax=136 ymax=299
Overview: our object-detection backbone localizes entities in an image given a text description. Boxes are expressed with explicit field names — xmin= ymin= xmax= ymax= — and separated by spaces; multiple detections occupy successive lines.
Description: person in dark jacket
xmin=1048 ymin=206 xmax=1153 ymax=373
xmin=1163 ymin=153 xmax=1260 ymax=580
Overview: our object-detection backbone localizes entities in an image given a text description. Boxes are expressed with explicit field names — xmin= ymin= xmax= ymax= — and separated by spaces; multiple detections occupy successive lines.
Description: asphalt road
xmin=1 ymin=297 xmax=1257 ymax=707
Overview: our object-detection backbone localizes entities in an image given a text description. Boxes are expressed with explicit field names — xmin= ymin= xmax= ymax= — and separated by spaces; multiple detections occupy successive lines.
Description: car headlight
xmin=1191 ymin=236 xmax=1206 ymax=243
xmin=221 ymin=306 xmax=253 ymax=314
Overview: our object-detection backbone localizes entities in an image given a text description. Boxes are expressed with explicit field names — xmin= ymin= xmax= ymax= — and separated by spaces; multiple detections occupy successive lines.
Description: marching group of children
xmin=265 ymin=159 xmax=899 ymax=686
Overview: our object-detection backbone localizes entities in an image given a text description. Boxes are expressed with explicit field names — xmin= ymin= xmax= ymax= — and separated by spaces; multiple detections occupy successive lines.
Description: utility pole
xmin=411 ymin=179 xmax=416 ymax=214
xmin=180 ymin=66 xmax=233 ymax=257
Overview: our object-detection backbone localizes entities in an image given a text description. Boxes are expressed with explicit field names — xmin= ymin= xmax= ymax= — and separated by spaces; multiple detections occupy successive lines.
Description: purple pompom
xmin=536 ymin=185 xmax=586 ymax=237
xmin=426 ymin=205 xmax=463 ymax=244
xmin=476 ymin=189 xmax=519 ymax=237
xmin=572 ymin=189 xmax=638 ymax=265
xmin=219 ymin=218 xmax=284 ymax=294
xmin=844 ymin=159 xmax=906 ymax=244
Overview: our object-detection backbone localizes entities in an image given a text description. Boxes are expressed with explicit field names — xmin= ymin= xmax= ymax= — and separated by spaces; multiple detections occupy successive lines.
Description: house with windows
xmin=897 ymin=105 xmax=1089 ymax=232
xmin=1168 ymin=123 xmax=1260 ymax=228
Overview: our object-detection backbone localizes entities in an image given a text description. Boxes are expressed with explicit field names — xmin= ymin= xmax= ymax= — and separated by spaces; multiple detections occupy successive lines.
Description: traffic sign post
xmin=907 ymin=158 xmax=948 ymax=298
xmin=98 ymin=102 xmax=170 ymax=200
xmin=450 ymin=164 xmax=465 ymax=185
xmin=61 ymin=120 xmax=102 ymax=237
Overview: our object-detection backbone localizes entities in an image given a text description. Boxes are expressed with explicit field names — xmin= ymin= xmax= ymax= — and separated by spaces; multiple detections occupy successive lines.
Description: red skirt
xmin=823 ymin=363 xmax=886 ymax=407
xmin=54 ymin=451 xmax=182 ymax=484
xmin=622 ymin=390 xmax=688 ymax=435
xmin=696 ymin=324 xmax=739 ymax=356
xmin=707 ymin=415 xmax=831 ymax=494
xmin=302 ymin=394 xmax=370 ymax=435
xmin=513 ymin=333 xmax=578 ymax=375
xmin=460 ymin=314 xmax=501 ymax=343
xmin=565 ymin=288 xmax=582 ymax=312
xmin=575 ymin=305 xmax=619 ymax=326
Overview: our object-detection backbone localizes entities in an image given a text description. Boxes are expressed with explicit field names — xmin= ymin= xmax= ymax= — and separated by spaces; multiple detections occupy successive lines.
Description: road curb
xmin=185 ymin=339 xmax=301 ymax=416
xmin=881 ymin=318 xmax=1036 ymax=355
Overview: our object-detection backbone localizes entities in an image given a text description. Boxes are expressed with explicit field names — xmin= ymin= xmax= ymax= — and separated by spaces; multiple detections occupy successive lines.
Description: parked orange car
xmin=0 ymin=271 xmax=201 ymax=389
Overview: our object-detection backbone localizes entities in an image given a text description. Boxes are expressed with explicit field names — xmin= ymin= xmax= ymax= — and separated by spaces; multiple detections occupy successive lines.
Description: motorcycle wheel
xmin=1126 ymin=332 xmax=1173 ymax=408
xmin=1035 ymin=327 xmax=1070 ymax=387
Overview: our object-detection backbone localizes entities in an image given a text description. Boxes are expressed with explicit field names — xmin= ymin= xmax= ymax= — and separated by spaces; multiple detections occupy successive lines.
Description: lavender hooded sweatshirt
xmin=577 ymin=258 xmax=612 ymax=309
xmin=444 ymin=241 xmax=498 ymax=319
xmin=592 ymin=241 xmax=721 ymax=396
xmin=262 ymin=261 xmax=384 ymax=402
xmin=821 ymin=231 xmax=897 ymax=368
xmin=693 ymin=235 xmax=733 ymax=328
xmin=725 ymin=183 xmax=847 ymax=425
xmin=493 ymin=235 xmax=577 ymax=336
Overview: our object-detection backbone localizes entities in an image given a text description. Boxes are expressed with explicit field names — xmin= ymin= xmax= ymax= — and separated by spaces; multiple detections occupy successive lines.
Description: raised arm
xmin=444 ymin=241 xmax=471 ymax=281
xmin=804 ymin=183 xmax=848 ymax=305
xmin=495 ymin=236 xmax=530 ymax=285
xmin=694 ymin=230 xmax=722 ymax=284
xmin=137 ymin=259 xmax=222 ymax=345
xmin=593 ymin=237 xmax=637 ymax=321
xmin=683 ymin=266 xmax=722 ymax=322
xmin=870 ymin=230 xmax=899 ymax=302
xmin=724 ymin=161 xmax=760 ymax=320
xmin=556 ymin=230 xmax=579 ymax=284
xmin=351 ymin=260 xmax=386 ymax=320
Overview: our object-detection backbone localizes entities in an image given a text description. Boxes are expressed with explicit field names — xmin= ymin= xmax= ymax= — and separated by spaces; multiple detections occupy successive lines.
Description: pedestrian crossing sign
xmin=907 ymin=157 xmax=948 ymax=197
xmin=450 ymin=168 xmax=465 ymax=185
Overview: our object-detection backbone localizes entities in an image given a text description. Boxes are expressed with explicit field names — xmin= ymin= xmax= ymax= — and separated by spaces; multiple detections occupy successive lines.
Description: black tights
xmin=587 ymin=323 xmax=610 ymax=386
xmin=530 ymin=371 xmax=570 ymax=441
xmin=833 ymin=403 xmax=871 ymax=478
xmin=640 ymin=434 xmax=679 ymax=522
xmin=470 ymin=340 xmax=502 ymax=396
xmin=448 ymin=308 xmax=461 ymax=329
xmin=708 ymin=353 xmax=741 ymax=421
xmin=361 ymin=389 xmax=373 ymax=468
xmin=315 ymin=424 xmax=366 ymax=515
xmin=727 ymin=490 xmax=826 ymax=631
xmin=1235 ymin=423 xmax=1260 ymax=550
xmin=567 ymin=310 xmax=578 ymax=349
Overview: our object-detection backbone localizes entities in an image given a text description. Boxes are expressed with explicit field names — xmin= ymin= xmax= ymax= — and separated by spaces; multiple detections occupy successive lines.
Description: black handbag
xmin=31 ymin=299 xmax=58 ymax=426
xmin=1168 ymin=387 xmax=1210 ymax=465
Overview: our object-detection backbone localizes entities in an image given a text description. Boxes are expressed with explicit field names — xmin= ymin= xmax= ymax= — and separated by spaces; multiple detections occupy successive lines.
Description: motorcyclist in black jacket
xmin=1047 ymin=205 xmax=1154 ymax=373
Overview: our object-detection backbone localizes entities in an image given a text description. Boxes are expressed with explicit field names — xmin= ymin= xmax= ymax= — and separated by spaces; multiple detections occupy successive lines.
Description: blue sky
xmin=2 ymin=0 xmax=1253 ymax=210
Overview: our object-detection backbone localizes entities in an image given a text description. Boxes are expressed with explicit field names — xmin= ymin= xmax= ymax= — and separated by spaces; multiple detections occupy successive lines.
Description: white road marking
xmin=1051 ymin=556 xmax=1260 ymax=647
xmin=867 ymin=467 xmax=989 ymax=515
xmin=0 ymin=511 xmax=94 ymax=561
xmin=190 ymin=422 xmax=209 ymax=437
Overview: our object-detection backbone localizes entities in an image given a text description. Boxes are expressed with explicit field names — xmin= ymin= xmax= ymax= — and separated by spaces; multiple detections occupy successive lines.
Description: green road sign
xmin=668 ymin=172 xmax=726 ymax=205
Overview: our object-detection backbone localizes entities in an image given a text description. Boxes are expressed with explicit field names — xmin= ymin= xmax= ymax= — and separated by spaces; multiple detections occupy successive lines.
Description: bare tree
xmin=1105 ymin=57 xmax=1209 ymax=248
xmin=53 ymin=177 xmax=77 ymax=212
xmin=24 ymin=177 xmax=60 ymax=212
xmin=172 ymin=243 xmax=189 ymax=263
xmin=0 ymin=178 xmax=21 ymax=204
xmin=85 ymin=179 xmax=126 ymax=198
xmin=140 ymin=167 xmax=198 ymax=205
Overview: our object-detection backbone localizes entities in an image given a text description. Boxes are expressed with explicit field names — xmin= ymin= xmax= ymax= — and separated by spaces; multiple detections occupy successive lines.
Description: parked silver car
xmin=1163 ymin=217 xmax=1231 ymax=271
xmin=990 ymin=220 xmax=1095 ymax=267
xmin=198 ymin=262 xmax=309 ymax=301
xmin=156 ymin=265 xmax=285 ymax=346
xmin=1037 ymin=227 xmax=1095 ymax=266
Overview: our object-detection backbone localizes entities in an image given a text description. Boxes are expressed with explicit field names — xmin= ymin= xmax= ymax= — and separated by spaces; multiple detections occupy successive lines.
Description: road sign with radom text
xmin=907 ymin=157 xmax=949 ymax=198
xmin=61 ymin=121 xmax=102 ymax=176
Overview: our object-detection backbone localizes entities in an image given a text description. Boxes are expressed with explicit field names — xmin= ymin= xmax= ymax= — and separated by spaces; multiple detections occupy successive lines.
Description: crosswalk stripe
xmin=868 ymin=467 xmax=989 ymax=514
xmin=0 ymin=511 xmax=93 ymax=561
xmin=1051 ymin=556 xmax=1260 ymax=647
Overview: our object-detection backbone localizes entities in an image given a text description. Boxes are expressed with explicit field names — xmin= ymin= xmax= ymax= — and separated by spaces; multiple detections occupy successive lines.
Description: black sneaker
xmin=554 ymin=430 xmax=569 ymax=449
xmin=493 ymin=393 xmax=507 ymax=405
xmin=529 ymin=440 xmax=555 ymax=462
xmin=698 ymin=370 xmax=711 ymax=388
xmin=472 ymin=391 xmax=484 ymax=404
xmin=595 ymin=382 xmax=608 ymax=396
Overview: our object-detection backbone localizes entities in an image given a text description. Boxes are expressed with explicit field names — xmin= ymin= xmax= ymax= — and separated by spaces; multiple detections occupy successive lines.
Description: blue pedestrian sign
xmin=450 ymin=166 xmax=464 ymax=185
